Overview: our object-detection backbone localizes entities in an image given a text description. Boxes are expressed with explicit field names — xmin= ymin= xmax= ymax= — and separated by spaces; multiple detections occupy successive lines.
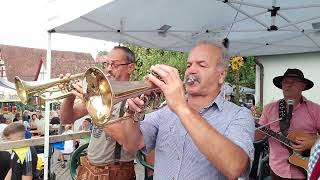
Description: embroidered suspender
xmin=279 ymin=99 xmax=291 ymax=136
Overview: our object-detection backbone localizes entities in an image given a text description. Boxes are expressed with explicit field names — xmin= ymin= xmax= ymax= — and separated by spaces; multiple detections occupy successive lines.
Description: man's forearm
xmin=122 ymin=115 xmax=145 ymax=152
xmin=60 ymin=96 xmax=87 ymax=124
xmin=105 ymin=114 xmax=144 ymax=153
xmin=176 ymin=106 xmax=248 ymax=179
xmin=22 ymin=175 xmax=32 ymax=180
xmin=60 ymin=96 xmax=76 ymax=124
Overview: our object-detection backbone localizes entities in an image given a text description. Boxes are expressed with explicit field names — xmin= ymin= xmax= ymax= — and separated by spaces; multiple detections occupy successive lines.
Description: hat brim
xmin=273 ymin=75 xmax=314 ymax=91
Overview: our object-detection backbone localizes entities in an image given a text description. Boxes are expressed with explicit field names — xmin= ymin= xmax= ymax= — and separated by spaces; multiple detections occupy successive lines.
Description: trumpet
xmin=15 ymin=67 xmax=165 ymax=127
xmin=14 ymin=73 xmax=83 ymax=104
xmin=83 ymin=67 xmax=163 ymax=126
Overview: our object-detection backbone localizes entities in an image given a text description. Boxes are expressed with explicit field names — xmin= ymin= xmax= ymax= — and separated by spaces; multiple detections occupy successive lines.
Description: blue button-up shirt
xmin=140 ymin=92 xmax=255 ymax=180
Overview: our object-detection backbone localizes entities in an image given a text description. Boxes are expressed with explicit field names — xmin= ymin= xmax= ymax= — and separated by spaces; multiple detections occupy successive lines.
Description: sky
xmin=0 ymin=0 xmax=116 ymax=58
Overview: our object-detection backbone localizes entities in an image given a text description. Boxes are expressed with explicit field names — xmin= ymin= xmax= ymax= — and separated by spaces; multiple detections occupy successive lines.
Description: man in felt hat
xmin=256 ymin=68 xmax=320 ymax=180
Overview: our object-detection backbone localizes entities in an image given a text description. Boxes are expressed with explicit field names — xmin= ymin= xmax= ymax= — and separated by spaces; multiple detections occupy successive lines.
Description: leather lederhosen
xmin=77 ymin=156 xmax=135 ymax=180
xmin=77 ymin=101 xmax=135 ymax=180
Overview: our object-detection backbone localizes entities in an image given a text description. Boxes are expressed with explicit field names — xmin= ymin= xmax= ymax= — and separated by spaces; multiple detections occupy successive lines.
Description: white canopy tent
xmin=48 ymin=0 xmax=320 ymax=56
xmin=45 ymin=1 xmax=320 ymax=179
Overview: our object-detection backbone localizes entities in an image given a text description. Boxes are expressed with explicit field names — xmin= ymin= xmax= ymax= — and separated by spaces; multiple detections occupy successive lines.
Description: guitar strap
xmin=279 ymin=99 xmax=291 ymax=136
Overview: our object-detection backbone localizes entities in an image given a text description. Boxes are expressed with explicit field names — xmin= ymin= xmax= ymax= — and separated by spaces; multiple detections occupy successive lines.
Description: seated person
xmin=29 ymin=114 xmax=39 ymax=130
xmin=59 ymin=124 xmax=74 ymax=168
xmin=35 ymin=115 xmax=45 ymax=136
xmin=76 ymin=118 xmax=91 ymax=147
xmin=50 ymin=116 xmax=60 ymax=135
xmin=12 ymin=113 xmax=21 ymax=123
xmin=2 ymin=122 xmax=38 ymax=180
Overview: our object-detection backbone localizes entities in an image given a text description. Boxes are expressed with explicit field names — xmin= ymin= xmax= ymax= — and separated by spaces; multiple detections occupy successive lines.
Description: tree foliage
xmin=123 ymin=44 xmax=256 ymax=89
xmin=226 ymin=56 xmax=256 ymax=89
xmin=97 ymin=50 xmax=108 ymax=56
xmin=126 ymin=44 xmax=188 ymax=81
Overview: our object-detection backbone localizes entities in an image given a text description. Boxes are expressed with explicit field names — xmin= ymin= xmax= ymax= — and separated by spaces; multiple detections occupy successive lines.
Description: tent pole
xmin=74 ymin=16 xmax=158 ymax=47
xmin=278 ymin=16 xmax=320 ymax=29
xmin=165 ymin=9 xmax=269 ymax=49
xmin=225 ymin=3 xmax=269 ymax=28
xmin=280 ymin=5 xmax=320 ymax=11
xmin=218 ymin=0 xmax=270 ymax=9
xmin=44 ymin=32 xmax=52 ymax=180
xmin=202 ymin=10 xmax=268 ymax=34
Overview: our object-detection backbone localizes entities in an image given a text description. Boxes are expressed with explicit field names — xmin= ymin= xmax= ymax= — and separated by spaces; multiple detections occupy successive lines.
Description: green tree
xmin=126 ymin=44 xmax=188 ymax=80
xmin=126 ymin=44 xmax=256 ymax=94
xmin=97 ymin=50 xmax=108 ymax=56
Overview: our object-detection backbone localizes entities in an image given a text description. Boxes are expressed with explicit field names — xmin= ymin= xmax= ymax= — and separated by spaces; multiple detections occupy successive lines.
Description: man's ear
xmin=219 ymin=69 xmax=227 ymax=84
xmin=128 ymin=63 xmax=135 ymax=74
xmin=301 ymin=83 xmax=306 ymax=91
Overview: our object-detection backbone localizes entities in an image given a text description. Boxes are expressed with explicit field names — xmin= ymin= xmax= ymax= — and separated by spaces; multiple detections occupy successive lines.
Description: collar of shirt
xmin=199 ymin=91 xmax=225 ymax=114
xmin=293 ymin=96 xmax=308 ymax=111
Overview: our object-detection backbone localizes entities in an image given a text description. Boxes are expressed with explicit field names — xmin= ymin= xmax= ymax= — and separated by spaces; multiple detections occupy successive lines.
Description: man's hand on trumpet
xmin=58 ymin=73 xmax=84 ymax=100
xmin=126 ymin=95 xmax=146 ymax=115
xmin=147 ymin=64 xmax=187 ymax=114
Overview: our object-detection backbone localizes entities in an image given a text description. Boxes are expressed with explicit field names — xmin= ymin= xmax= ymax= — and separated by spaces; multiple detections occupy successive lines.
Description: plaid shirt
xmin=308 ymin=139 xmax=320 ymax=180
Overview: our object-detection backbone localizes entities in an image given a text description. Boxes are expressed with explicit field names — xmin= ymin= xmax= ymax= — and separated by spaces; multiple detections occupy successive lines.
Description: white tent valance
xmin=48 ymin=0 xmax=320 ymax=56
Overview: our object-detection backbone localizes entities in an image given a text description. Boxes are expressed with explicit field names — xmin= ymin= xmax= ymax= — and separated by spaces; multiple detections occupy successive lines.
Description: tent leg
xmin=44 ymin=31 xmax=52 ymax=180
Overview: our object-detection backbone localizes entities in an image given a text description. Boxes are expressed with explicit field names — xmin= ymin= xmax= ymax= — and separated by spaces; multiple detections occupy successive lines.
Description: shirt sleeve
xmin=225 ymin=107 xmax=255 ymax=176
xmin=258 ymin=103 xmax=273 ymax=126
xmin=139 ymin=109 xmax=162 ymax=154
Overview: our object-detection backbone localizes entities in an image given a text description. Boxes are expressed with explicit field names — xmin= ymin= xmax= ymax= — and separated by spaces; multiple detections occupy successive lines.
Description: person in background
xmin=2 ymin=122 xmax=38 ymax=180
xmin=12 ymin=113 xmax=21 ymax=122
xmin=256 ymin=68 xmax=320 ymax=179
xmin=75 ymin=118 xmax=92 ymax=148
xmin=12 ymin=113 xmax=32 ymax=139
xmin=22 ymin=110 xmax=30 ymax=123
xmin=59 ymin=124 xmax=74 ymax=168
xmin=35 ymin=115 xmax=45 ymax=136
xmin=29 ymin=114 xmax=39 ymax=130
xmin=79 ymin=118 xmax=91 ymax=131
xmin=0 ymin=114 xmax=8 ymax=139
xmin=50 ymin=116 xmax=60 ymax=135
xmin=50 ymin=116 xmax=60 ymax=125
xmin=0 ymin=115 xmax=10 ymax=179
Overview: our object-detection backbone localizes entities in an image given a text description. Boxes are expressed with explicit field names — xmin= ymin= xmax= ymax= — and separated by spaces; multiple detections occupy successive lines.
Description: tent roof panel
xmin=49 ymin=0 xmax=320 ymax=56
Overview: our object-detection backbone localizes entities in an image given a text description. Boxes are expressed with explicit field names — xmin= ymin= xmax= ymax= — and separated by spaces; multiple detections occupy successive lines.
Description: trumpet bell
xmin=14 ymin=77 xmax=29 ymax=104
xmin=83 ymin=67 xmax=158 ymax=126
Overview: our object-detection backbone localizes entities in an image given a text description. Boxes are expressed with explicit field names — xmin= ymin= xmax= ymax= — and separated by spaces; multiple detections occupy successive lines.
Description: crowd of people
xmin=0 ymin=41 xmax=320 ymax=180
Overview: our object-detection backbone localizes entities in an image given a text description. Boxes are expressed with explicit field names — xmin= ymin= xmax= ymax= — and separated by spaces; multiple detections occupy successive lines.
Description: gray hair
xmin=113 ymin=46 xmax=136 ymax=64
xmin=195 ymin=41 xmax=230 ymax=69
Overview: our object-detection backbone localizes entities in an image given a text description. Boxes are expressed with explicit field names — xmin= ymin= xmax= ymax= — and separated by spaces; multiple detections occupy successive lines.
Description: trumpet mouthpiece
xmin=185 ymin=75 xmax=197 ymax=85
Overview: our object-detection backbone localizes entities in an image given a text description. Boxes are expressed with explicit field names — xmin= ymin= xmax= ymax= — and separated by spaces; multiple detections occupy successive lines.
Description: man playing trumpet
xmin=60 ymin=46 xmax=137 ymax=180
xmin=105 ymin=41 xmax=255 ymax=179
